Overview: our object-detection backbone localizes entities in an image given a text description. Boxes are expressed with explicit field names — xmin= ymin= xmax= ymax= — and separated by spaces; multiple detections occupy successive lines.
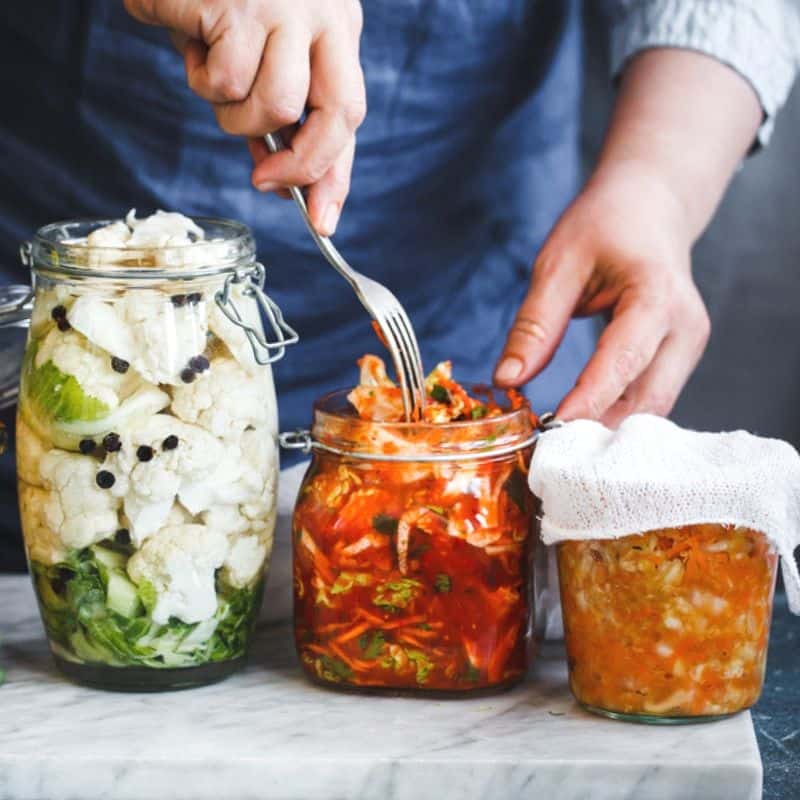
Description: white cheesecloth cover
xmin=529 ymin=414 xmax=800 ymax=616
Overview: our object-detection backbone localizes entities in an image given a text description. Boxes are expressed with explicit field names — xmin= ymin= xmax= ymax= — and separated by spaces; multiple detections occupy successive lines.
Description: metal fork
xmin=264 ymin=132 xmax=426 ymax=420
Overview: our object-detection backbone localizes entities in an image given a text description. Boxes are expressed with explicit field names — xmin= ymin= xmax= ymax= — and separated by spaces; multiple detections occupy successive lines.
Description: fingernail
xmin=321 ymin=203 xmax=341 ymax=236
xmin=256 ymin=181 xmax=277 ymax=193
xmin=495 ymin=357 xmax=524 ymax=384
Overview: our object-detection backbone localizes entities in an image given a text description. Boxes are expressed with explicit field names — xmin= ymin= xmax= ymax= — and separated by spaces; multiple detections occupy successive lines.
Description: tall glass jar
xmin=3 ymin=217 xmax=296 ymax=691
xmin=557 ymin=524 xmax=778 ymax=723
xmin=289 ymin=389 xmax=537 ymax=694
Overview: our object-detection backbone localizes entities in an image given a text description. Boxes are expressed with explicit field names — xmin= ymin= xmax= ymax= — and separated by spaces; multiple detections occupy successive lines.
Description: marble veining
xmin=0 ymin=466 xmax=762 ymax=800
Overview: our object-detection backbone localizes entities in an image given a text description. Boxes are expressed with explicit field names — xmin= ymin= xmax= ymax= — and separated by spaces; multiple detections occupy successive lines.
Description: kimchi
xmin=292 ymin=356 xmax=537 ymax=692
xmin=558 ymin=524 xmax=778 ymax=720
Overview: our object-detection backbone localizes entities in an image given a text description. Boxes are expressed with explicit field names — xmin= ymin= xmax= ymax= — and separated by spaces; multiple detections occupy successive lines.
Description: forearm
xmin=593 ymin=48 xmax=762 ymax=244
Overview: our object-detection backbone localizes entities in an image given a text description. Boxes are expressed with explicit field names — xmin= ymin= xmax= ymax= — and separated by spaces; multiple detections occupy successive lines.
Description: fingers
xmin=494 ymin=247 xmax=592 ymax=386
xmin=214 ymin=25 xmax=310 ymax=133
xmin=601 ymin=312 xmax=709 ymax=428
xmin=558 ymin=283 xmax=710 ymax=423
xmin=556 ymin=290 xmax=670 ymax=421
xmin=251 ymin=30 xmax=365 ymax=192
xmin=124 ymin=0 xmax=207 ymax=36
xmin=305 ymin=138 xmax=356 ymax=235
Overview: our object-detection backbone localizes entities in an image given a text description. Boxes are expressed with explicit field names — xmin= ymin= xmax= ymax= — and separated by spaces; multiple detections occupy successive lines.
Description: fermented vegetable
xmin=558 ymin=524 xmax=778 ymax=719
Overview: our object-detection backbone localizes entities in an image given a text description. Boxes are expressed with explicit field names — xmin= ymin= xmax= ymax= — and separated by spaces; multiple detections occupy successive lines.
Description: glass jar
xmin=289 ymin=389 xmax=537 ymax=694
xmin=3 ymin=217 xmax=296 ymax=691
xmin=557 ymin=524 xmax=778 ymax=723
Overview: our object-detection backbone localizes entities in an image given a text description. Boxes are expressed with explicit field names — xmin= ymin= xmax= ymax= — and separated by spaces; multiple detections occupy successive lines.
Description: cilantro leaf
xmin=434 ymin=573 xmax=452 ymax=593
xmin=372 ymin=514 xmax=399 ymax=536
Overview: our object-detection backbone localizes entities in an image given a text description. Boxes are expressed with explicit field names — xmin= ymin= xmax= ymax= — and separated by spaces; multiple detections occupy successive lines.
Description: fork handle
xmin=263 ymin=133 xmax=364 ymax=299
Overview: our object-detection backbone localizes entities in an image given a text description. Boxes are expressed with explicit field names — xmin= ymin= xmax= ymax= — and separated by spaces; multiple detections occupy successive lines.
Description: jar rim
xmin=27 ymin=216 xmax=256 ymax=281
xmin=310 ymin=387 xmax=537 ymax=461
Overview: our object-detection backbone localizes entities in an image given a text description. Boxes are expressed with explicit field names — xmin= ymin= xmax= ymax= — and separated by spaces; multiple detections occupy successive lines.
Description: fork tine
xmin=376 ymin=312 xmax=415 ymax=420
xmin=383 ymin=311 xmax=425 ymax=419
xmin=391 ymin=308 xmax=426 ymax=410
xmin=386 ymin=314 xmax=424 ymax=414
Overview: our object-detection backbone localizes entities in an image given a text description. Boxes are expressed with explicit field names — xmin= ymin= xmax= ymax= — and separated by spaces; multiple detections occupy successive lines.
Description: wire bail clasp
xmin=214 ymin=262 xmax=299 ymax=365
xmin=278 ymin=429 xmax=313 ymax=454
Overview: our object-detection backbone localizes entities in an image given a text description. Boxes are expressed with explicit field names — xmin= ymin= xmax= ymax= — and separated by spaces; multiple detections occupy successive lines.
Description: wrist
xmin=584 ymin=156 xmax=694 ymax=250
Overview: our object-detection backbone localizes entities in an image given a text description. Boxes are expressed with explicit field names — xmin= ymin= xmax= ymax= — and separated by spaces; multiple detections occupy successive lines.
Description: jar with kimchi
xmin=291 ymin=356 xmax=537 ymax=694
xmin=557 ymin=524 xmax=778 ymax=723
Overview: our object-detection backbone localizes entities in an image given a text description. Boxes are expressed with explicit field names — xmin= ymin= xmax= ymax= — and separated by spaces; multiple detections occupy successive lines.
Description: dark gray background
xmin=582 ymin=13 xmax=800 ymax=446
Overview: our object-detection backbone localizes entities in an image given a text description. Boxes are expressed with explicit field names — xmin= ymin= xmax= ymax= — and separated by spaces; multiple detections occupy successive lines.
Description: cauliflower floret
xmin=207 ymin=283 xmax=264 ymax=375
xmin=223 ymin=535 xmax=268 ymax=589
xmin=171 ymin=357 xmax=276 ymax=439
xmin=16 ymin=416 xmax=47 ymax=487
xmin=178 ymin=426 xmax=276 ymax=514
xmin=103 ymin=414 xmax=224 ymax=545
xmin=87 ymin=220 xmax=132 ymax=249
xmin=67 ymin=294 xmax=138 ymax=366
xmin=38 ymin=451 xmax=120 ymax=549
xmin=204 ymin=506 xmax=269 ymax=588
xmin=204 ymin=505 xmax=250 ymax=537
xmin=126 ymin=523 xmax=228 ymax=624
xmin=115 ymin=290 xmax=208 ymax=385
xmin=126 ymin=209 xmax=204 ymax=248
xmin=35 ymin=329 xmax=132 ymax=410
xmin=19 ymin=484 xmax=68 ymax=565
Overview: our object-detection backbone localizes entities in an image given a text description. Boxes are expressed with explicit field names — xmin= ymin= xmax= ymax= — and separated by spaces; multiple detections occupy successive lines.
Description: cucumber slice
xmin=105 ymin=571 xmax=142 ymax=618
xmin=27 ymin=359 xmax=110 ymax=423
xmin=21 ymin=385 xmax=170 ymax=451
xmin=91 ymin=545 xmax=128 ymax=572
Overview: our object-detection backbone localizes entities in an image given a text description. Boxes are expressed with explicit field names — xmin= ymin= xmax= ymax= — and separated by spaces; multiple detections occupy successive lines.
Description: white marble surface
xmin=0 ymin=465 xmax=763 ymax=800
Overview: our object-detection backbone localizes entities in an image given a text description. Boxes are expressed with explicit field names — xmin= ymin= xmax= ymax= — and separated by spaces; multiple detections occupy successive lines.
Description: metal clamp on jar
xmin=1 ymin=214 xmax=297 ymax=691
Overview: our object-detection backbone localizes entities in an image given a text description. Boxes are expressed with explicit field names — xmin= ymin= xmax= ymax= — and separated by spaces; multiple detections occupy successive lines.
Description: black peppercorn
xmin=115 ymin=528 xmax=131 ymax=545
xmin=57 ymin=317 xmax=71 ymax=332
xmin=162 ymin=435 xmax=179 ymax=451
xmin=171 ymin=294 xmax=187 ymax=307
xmin=51 ymin=305 xmax=67 ymax=321
xmin=180 ymin=368 xmax=196 ymax=383
xmin=96 ymin=470 xmax=115 ymax=489
xmin=102 ymin=432 xmax=122 ymax=453
xmin=111 ymin=356 xmax=130 ymax=374
xmin=136 ymin=445 xmax=154 ymax=462
xmin=187 ymin=292 xmax=203 ymax=305
xmin=189 ymin=355 xmax=210 ymax=373
xmin=78 ymin=438 xmax=96 ymax=455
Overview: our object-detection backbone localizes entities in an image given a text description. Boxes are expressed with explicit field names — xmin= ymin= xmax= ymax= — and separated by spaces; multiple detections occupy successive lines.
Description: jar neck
xmin=311 ymin=392 xmax=536 ymax=461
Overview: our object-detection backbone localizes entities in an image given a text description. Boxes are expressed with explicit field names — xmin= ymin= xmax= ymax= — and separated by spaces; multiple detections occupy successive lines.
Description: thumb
xmin=494 ymin=247 xmax=591 ymax=387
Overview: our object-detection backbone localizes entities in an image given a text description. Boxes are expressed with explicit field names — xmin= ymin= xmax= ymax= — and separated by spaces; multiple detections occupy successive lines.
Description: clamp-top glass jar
xmin=290 ymin=388 xmax=537 ymax=694
xmin=3 ymin=213 xmax=296 ymax=690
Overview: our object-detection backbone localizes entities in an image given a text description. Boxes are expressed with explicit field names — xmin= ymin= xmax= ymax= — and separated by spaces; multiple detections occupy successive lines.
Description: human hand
xmin=124 ymin=0 xmax=366 ymax=235
xmin=494 ymin=160 xmax=711 ymax=426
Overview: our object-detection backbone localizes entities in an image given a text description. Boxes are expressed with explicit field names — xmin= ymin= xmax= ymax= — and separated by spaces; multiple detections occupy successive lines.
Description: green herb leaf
xmin=372 ymin=514 xmax=399 ymax=536
xmin=471 ymin=405 xmax=488 ymax=419
xmin=320 ymin=655 xmax=353 ymax=682
xmin=330 ymin=572 xmax=370 ymax=595
xmin=406 ymin=649 xmax=435 ymax=684
xmin=434 ymin=573 xmax=452 ymax=593
xmin=430 ymin=384 xmax=450 ymax=404
xmin=373 ymin=578 xmax=424 ymax=610
xmin=361 ymin=631 xmax=386 ymax=660
xmin=465 ymin=664 xmax=481 ymax=683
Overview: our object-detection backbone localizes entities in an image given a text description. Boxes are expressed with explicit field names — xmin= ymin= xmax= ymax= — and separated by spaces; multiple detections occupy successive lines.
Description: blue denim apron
xmin=0 ymin=0 xmax=595 ymax=568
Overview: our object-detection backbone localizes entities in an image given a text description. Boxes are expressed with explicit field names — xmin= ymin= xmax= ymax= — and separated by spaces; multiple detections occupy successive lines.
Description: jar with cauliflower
xmin=557 ymin=524 xmax=778 ymax=722
xmin=14 ymin=212 xmax=294 ymax=690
